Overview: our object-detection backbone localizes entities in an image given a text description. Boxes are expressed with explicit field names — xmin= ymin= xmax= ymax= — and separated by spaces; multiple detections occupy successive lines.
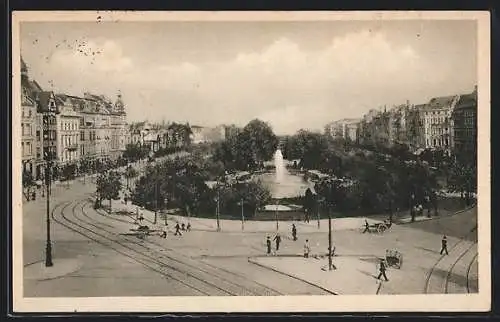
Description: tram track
xmin=423 ymin=226 xmax=478 ymax=294
xmin=52 ymin=200 xmax=221 ymax=296
xmin=89 ymin=200 xmax=283 ymax=296
xmin=57 ymin=198 xmax=283 ymax=296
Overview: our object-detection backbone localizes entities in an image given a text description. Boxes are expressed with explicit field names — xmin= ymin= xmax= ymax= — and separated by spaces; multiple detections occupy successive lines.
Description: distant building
xmin=420 ymin=95 xmax=460 ymax=152
xmin=223 ymin=124 xmax=241 ymax=140
xmin=189 ymin=125 xmax=226 ymax=144
xmin=325 ymin=118 xmax=361 ymax=142
xmin=452 ymin=86 xmax=477 ymax=159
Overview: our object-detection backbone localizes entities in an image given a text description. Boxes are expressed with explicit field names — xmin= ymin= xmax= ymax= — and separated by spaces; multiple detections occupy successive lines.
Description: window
xmin=36 ymin=130 xmax=40 ymax=141
xmin=36 ymin=147 xmax=41 ymax=159
xmin=28 ymin=109 xmax=32 ymax=118
xmin=27 ymin=142 xmax=32 ymax=155
xmin=80 ymin=131 xmax=85 ymax=141
xmin=21 ymin=142 xmax=25 ymax=156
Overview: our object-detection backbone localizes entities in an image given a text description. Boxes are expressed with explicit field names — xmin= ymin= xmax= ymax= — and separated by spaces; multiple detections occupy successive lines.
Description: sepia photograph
xmin=11 ymin=11 xmax=490 ymax=313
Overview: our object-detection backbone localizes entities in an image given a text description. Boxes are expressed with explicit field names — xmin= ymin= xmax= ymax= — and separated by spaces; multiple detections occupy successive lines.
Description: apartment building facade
xmin=20 ymin=59 xmax=37 ymax=178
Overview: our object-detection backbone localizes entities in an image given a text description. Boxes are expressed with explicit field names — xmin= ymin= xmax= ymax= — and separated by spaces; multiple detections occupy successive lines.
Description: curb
xmin=394 ymin=203 xmax=477 ymax=226
xmin=247 ymin=257 xmax=338 ymax=295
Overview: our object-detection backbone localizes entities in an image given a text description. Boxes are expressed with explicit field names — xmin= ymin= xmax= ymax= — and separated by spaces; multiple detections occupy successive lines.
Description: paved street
xmin=22 ymin=178 xmax=478 ymax=297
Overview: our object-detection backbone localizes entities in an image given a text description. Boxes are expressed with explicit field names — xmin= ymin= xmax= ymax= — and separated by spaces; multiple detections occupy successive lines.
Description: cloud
xmin=50 ymin=39 xmax=133 ymax=73
xmin=27 ymin=29 xmax=475 ymax=134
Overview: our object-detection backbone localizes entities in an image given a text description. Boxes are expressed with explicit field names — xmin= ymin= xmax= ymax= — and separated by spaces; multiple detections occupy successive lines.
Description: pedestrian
xmin=377 ymin=258 xmax=389 ymax=281
xmin=266 ymin=236 xmax=272 ymax=255
xmin=274 ymin=233 xmax=282 ymax=251
xmin=304 ymin=239 xmax=310 ymax=258
xmin=363 ymin=219 xmax=370 ymax=233
xmin=174 ymin=223 xmax=182 ymax=236
xmin=186 ymin=223 xmax=191 ymax=231
xmin=181 ymin=223 xmax=186 ymax=231
xmin=31 ymin=191 xmax=36 ymax=201
xmin=440 ymin=235 xmax=449 ymax=255
xmin=292 ymin=224 xmax=297 ymax=241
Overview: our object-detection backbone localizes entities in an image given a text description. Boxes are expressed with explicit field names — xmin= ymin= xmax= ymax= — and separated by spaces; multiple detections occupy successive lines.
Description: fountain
xmin=274 ymin=149 xmax=286 ymax=184
xmin=257 ymin=148 xmax=315 ymax=216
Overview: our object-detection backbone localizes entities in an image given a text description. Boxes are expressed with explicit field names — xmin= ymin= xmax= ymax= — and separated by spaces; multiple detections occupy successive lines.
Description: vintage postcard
xmin=11 ymin=11 xmax=490 ymax=313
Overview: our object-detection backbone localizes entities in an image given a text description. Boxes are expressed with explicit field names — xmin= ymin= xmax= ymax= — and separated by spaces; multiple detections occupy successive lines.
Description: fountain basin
xmin=262 ymin=204 xmax=302 ymax=211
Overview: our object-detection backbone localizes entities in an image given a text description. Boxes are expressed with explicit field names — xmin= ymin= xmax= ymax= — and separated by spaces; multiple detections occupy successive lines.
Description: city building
xmin=223 ymin=124 xmax=241 ymax=140
xmin=20 ymin=58 xmax=37 ymax=179
xmin=420 ymin=95 xmax=460 ymax=152
xmin=55 ymin=95 xmax=80 ymax=165
xmin=36 ymin=91 xmax=59 ymax=178
xmin=452 ymin=86 xmax=477 ymax=158
xmin=406 ymin=105 xmax=425 ymax=151
xmin=325 ymin=118 xmax=361 ymax=142
xmin=190 ymin=125 xmax=226 ymax=144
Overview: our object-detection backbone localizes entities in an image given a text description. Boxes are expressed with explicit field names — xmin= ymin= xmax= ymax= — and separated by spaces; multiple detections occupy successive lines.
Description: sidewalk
xmin=111 ymin=199 xmax=384 ymax=234
xmin=248 ymin=255 xmax=381 ymax=295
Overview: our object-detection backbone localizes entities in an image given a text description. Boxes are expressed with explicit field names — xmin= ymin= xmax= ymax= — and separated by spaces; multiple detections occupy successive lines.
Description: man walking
xmin=292 ymin=224 xmax=297 ymax=241
xmin=274 ymin=233 xmax=282 ymax=251
xmin=440 ymin=235 xmax=449 ymax=255
xmin=266 ymin=236 xmax=272 ymax=255
xmin=174 ymin=222 xmax=182 ymax=236
xmin=304 ymin=239 xmax=310 ymax=258
xmin=377 ymin=258 xmax=389 ymax=281
xmin=363 ymin=219 xmax=370 ymax=233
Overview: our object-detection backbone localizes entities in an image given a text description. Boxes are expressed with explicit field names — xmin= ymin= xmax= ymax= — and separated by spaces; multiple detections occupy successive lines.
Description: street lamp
xmin=325 ymin=180 xmax=335 ymax=271
xmin=240 ymin=198 xmax=245 ymax=231
xmin=275 ymin=199 xmax=280 ymax=231
xmin=215 ymin=178 xmax=221 ymax=232
xmin=317 ymin=196 xmax=324 ymax=230
xmin=42 ymin=108 xmax=56 ymax=267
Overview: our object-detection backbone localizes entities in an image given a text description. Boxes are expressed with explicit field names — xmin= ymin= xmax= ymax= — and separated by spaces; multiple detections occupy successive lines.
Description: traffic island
xmin=248 ymin=255 xmax=389 ymax=295
xmin=24 ymin=258 xmax=82 ymax=282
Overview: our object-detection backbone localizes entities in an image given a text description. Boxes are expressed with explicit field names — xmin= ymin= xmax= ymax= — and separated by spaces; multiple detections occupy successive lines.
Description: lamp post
xmin=275 ymin=199 xmax=279 ymax=231
xmin=153 ymin=164 xmax=158 ymax=225
xmin=328 ymin=204 xmax=333 ymax=271
xmin=317 ymin=196 xmax=324 ymax=230
xmin=216 ymin=180 xmax=221 ymax=232
xmin=42 ymin=108 xmax=55 ymax=267
xmin=240 ymin=198 xmax=245 ymax=231
xmin=326 ymin=181 xmax=334 ymax=271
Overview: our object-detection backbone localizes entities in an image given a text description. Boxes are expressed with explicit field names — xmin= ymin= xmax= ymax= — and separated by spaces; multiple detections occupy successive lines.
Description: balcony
xmin=67 ymin=144 xmax=78 ymax=151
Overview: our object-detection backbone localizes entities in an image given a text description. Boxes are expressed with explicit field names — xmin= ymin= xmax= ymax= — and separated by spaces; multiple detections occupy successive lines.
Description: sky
xmin=20 ymin=20 xmax=477 ymax=135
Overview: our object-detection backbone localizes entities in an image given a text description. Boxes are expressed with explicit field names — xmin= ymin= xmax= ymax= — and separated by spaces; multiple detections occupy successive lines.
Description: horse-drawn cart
xmin=363 ymin=220 xmax=392 ymax=234
xmin=385 ymin=249 xmax=403 ymax=269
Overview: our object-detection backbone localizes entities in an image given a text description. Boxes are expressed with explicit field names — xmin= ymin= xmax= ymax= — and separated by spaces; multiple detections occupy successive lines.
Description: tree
xmin=303 ymin=188 xmax=315 ymax=214
xmin=124 ymin=165 xmax=138 ymax=190
xmin=62 ymin=163 xmax=77 ymax=185
xmin=218 ymin=181 xmax=272 ymax=218
xmin=22 ymin=170 xmax=35 ymax=201
xmin=213 ymin=119 xmax=278 ymax=171
xmin=96 ymin=170 xmax=122 ymax=212
xmin=448 ymin=158 xmax=477 ymax=206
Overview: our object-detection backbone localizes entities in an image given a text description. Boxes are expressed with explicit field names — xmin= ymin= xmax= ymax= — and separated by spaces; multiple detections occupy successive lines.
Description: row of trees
xmin=128 ymin=153 xmax=272 ymax=219
xmin=283 ymin=129 xmax=476 ymax=217
xmin=122 ymin=143 xmax=151 ymax=162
